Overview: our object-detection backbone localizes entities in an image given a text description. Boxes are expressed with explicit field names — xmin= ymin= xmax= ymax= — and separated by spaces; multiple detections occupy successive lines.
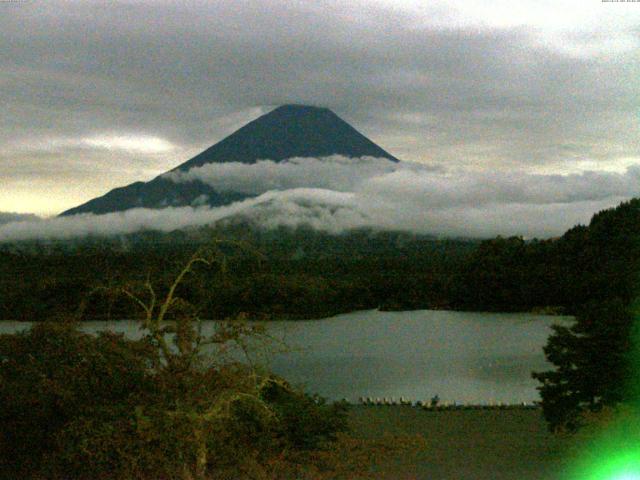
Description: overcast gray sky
xmin=1 ymin=0 xmax=639 ymax=220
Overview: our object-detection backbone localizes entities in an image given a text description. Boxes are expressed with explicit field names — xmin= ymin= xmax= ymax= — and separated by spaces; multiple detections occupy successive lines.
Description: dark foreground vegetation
xmin=0 ymin=251 xmax=423 ymax=479
xmin=0 ymin=321 xmax=356 ymax=479
xmin=2 ymin=198 xmax=640 ymax=477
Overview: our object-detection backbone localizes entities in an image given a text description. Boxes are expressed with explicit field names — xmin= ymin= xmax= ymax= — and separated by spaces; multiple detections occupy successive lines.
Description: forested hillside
xmin=2 ymin=198 xmax=640 ymax=321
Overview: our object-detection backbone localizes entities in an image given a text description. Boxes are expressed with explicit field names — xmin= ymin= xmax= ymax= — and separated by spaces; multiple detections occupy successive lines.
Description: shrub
xmin=0 ymin=250 xmax=356 ymax=479
xmin=0 ymin=321 xmax=357 ymax=479
xmin=0 ymin=322 xmax=156 ymax=479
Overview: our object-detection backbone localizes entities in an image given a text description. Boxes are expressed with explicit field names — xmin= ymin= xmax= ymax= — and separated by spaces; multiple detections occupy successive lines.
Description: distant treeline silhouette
xmin=2 ymin=199 xmax=640 ymax=322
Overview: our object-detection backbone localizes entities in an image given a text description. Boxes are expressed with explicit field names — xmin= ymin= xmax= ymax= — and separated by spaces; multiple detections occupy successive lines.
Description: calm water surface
xmin=0 ymin=309 xmax=570 ymax=404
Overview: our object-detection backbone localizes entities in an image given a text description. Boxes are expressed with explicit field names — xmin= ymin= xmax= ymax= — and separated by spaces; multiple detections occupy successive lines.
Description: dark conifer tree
xmin=533 ymin=298 xmax=636 ymax=431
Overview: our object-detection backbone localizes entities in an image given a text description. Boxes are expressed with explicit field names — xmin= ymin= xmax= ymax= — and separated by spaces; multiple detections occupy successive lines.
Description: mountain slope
xmin=61 ymin=105 xmax=399 ymax=216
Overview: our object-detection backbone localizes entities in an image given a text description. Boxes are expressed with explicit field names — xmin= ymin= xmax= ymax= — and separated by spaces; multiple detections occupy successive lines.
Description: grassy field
xmin=349 ymin=406 xmax=566 ymax=480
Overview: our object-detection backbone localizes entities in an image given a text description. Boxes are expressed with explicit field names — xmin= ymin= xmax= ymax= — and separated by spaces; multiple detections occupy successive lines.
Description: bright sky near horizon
xmin=1 ymin=0 xmax=639 ymax=218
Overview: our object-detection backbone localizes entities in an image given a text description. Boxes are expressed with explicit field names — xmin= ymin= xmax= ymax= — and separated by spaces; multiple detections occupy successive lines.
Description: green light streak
xmin=562 ymin=303 xmax=640 ymax=480
xmin=563 ymin=414 xmax=640 ymax=480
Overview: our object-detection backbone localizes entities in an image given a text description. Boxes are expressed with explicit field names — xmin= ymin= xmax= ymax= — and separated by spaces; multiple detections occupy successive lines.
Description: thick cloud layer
xmin=164 ymin=156 xmax=402 ymax=194
xmin=0 ymin=212 xmax=39 ymax=226
xmin=166 ymin=156 xmax=640 ymax=205
xmin=2 ymin=158 xmax=639 ymax=242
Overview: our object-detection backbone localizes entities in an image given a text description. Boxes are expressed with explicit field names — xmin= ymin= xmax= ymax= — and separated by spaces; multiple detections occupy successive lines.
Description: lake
xmin=0 ymin=309 xmax=570 ymax=404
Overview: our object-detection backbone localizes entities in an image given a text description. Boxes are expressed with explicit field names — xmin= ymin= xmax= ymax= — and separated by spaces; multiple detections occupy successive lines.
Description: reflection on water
xmin=0 ymin=309 xmax=571 ymax=404
xmin=262 ymin=310 xmax=570 ymax=403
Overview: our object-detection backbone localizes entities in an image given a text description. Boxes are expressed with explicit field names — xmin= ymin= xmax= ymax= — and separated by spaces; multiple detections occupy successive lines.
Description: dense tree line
xmin=0 ymin=230 xmax=573 ymax=321
xmin=0 ymin=228 xmax=477 ymax=321
xmin=2 ymin=200 xmax=640 ymax=322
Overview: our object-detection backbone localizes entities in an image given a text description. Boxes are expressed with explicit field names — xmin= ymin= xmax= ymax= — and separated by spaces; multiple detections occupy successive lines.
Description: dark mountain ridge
xmin=61 ymin=105 xmax=399 ymax=216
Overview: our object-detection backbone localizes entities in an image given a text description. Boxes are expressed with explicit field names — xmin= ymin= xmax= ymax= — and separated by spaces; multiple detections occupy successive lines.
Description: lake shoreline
xmin=0 ymin=310 xmax=569 ymax=405
xmin=0 ymin=304 xmax=573 ymax=323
